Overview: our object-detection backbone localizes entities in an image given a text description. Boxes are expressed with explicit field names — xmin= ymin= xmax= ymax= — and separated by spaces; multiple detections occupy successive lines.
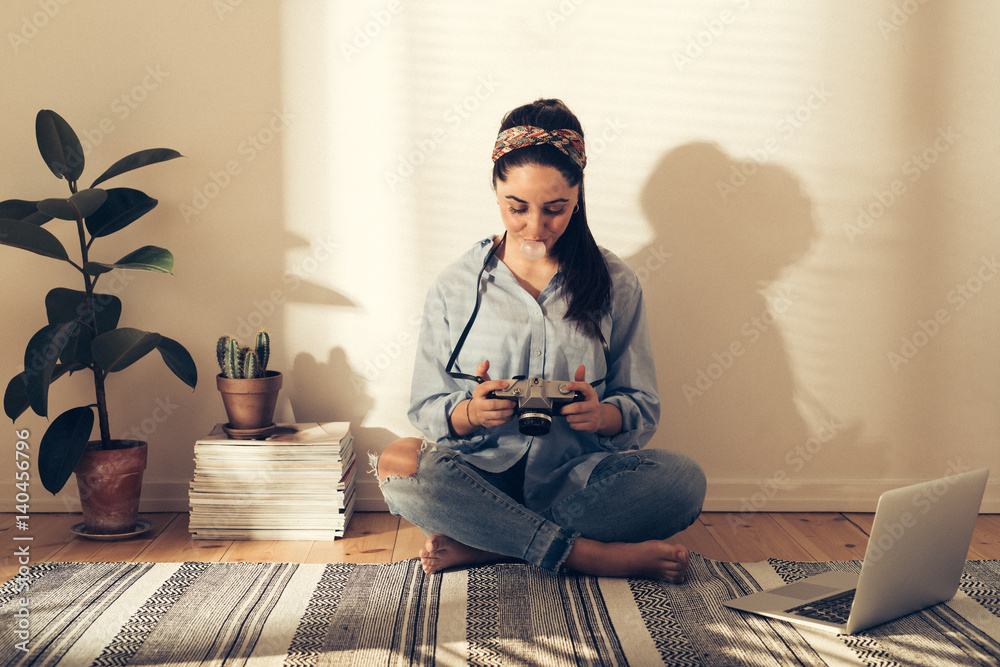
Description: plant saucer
xmin=222 ymin=423 xmax=276 ymax=439
xmin=70 ymin=518 xmax=154 ymax=541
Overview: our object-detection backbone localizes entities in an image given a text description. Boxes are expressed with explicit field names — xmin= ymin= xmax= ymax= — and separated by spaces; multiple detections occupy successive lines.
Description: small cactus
xmin=242 ymin=348 xmax=261 ymax=379
xmin=217 ymin=335 xmax=240 ymax=379
xmin=216 ymin=335 xmax=228 ymax=369
xmin=217 ymin=330 xmax=271 ymax=379
xmin=236 ymin=345 xmax=248 ymax=375
xmin=254 ymin=329 xmax=270 ymax=372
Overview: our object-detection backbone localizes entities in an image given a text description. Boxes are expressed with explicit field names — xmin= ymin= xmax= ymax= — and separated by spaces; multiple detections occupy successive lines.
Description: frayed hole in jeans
xmin=370 ymin=440 xmax=433 ymax=489
xmin=367 ymin=452 xmax=384 ymax=487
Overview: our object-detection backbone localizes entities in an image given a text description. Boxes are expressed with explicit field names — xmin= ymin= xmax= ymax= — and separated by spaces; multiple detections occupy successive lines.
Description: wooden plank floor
xmin=3 ymin=511 xmax=1000 ymax=583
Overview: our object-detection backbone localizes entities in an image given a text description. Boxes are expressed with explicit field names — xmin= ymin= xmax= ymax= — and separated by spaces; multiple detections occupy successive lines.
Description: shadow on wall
xmin=286 ymin=348 xmax=399 ymax=458
xmin=629 ymin=142 xmax=864 ymax=497
xmin=278 ymin=234 xmax=400 ymax=487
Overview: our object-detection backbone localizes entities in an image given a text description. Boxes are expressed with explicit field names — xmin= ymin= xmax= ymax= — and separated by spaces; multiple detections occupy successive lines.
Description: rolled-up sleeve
xmin=409 ymin=279 xmax=478 ymax=446
xmin=598 ymin=258 xmax=660 ymax=452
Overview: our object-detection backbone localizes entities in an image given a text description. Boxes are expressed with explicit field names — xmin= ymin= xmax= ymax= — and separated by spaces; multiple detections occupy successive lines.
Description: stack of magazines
xmin=189 ymin=422 xmax=356 ymax=540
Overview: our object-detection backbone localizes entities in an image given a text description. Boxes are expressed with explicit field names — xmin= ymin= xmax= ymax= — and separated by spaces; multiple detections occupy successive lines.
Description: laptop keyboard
xmin=785 ymin=589 xmax=856 ymax=625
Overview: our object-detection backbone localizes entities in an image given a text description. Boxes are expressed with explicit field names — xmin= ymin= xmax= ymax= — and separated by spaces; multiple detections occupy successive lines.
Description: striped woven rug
xmin=3 ymin=555 xmax=1000 ymax=666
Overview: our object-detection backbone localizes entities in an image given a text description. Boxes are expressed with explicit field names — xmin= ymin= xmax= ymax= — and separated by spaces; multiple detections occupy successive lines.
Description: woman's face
xmin=495 ymin=164 xmax=579 ymax=258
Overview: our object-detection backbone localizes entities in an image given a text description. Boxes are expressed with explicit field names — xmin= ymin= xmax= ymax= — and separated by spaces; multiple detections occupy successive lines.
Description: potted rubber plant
xmin=1 ymin=110 xmax=197 ymax=536
xmin=216 ymin=329 xmax=282 ymax=438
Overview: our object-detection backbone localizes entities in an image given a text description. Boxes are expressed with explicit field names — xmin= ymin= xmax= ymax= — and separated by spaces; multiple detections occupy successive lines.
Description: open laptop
xmin=724 ymin=467 xmax=989 ymax=634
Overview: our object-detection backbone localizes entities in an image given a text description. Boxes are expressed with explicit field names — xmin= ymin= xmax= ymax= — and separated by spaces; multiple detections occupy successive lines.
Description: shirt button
xmin=534 ymin=350 xmax=541 ymax=356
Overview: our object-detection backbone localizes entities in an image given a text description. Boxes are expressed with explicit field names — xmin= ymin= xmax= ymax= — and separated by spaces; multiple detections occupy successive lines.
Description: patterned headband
xmin=492 ymin=125 xmax=587 ymax=170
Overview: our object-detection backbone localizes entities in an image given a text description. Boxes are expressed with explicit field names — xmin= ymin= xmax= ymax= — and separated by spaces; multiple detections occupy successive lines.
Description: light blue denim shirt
xmin=409 ymin=237 xmax=660 ymax=511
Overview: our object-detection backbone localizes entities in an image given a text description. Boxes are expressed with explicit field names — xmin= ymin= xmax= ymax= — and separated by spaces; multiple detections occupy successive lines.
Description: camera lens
xmin=518 ymin=410 xmax=552 ymax=436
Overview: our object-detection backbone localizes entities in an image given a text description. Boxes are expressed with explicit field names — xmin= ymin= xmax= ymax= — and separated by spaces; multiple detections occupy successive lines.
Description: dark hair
xmin=492 ymin=99 xmax=611 ymax=338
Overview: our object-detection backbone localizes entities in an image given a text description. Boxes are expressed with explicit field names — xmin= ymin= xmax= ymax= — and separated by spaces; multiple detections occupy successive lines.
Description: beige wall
xmin=2 ymin=1 xmax=999 ymax=517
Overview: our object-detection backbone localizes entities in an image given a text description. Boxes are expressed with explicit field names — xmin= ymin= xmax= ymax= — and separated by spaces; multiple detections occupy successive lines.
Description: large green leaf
xmin=85 ymin=187 xmax=157 ymax=238
xmin=90 ymin=148 xmax=183 ymax=188
xmin=38 ymin=406 xmax=95 ymax=494
xmin=91 ymin=293 xmax=124 ymax=333
xmin=156 ymin=336 xmax=198 ymax=389
xmin=35 ymin=110 xmax=85 ymax=182
xmin=45 ymin=288 xmax=122 ymax=365
xmin=45 ymin=288 xmax=122 ymax=331
xmin=5 ymin=363 xmax=85 ymax=422
xmin=0 ymin=199 xmax=53 ymax=225
xmin=4 ymin=373 xmax=29 ymax=421
xmin=23 ymin=321 xmax=77 ymax=417
xmin=85 ymin=246 xmax=174 ymax=275
xmin=36 ymin=189 xmax=107 ymax=221
xmin=57 ymin=320 xmax=93 ymax=367
xmin=83 ymin=263 xmax=113 ymax=277
xmin=35 ymin=199 xmax=75 ymax=220
xmin=0 ymin=218 xmax=70 ymax=260
xmin=92 ymin=327 xmax=162 ymax=373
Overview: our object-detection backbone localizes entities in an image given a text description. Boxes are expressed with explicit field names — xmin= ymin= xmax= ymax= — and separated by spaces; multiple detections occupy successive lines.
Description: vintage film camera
xmin=488 ymin=377 xmax=583 ymax=436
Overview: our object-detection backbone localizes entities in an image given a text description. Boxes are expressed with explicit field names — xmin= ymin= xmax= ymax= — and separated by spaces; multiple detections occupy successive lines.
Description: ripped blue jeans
xmin=372 ymin=442 xmax=706 ymax=572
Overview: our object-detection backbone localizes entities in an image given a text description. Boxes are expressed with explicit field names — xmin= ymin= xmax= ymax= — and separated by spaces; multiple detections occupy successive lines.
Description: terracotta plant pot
xmin=75 ymin=440 xmax=147 ymax=535
xmin=217 ymin=371 xmax=283 ymax=432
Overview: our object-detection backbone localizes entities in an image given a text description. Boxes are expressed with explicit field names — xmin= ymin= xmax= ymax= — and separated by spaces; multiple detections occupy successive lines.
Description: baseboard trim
xmin=703 ymin=478 xmax=1000 ymax=514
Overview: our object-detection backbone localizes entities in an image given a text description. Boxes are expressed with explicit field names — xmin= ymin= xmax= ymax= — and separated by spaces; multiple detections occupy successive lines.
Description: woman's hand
xmin=563 ymin=365 xmax=623 ymax=436
xmin=470 ymin=360 xmax=516 ymax=428
xmin=452 ymin=360 xmax=516 ymax=436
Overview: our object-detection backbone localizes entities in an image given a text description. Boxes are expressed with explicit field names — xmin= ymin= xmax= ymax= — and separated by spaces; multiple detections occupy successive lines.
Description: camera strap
xmin=445 ymin=233 xmax=506 ymax=383
xmin=445 ymin=232 xmax=612 ymax=388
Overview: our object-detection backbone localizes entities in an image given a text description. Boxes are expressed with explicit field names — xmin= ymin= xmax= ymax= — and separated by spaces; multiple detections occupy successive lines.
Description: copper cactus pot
xmin=216 ymin=371 xmax=283 ymax=431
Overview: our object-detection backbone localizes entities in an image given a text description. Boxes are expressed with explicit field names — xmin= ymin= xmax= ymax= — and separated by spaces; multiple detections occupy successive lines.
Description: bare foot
xmin=418 ymin=534 xmax=509 ymax=574
xmin=564 ymin=538 xmax=691 ymax=583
